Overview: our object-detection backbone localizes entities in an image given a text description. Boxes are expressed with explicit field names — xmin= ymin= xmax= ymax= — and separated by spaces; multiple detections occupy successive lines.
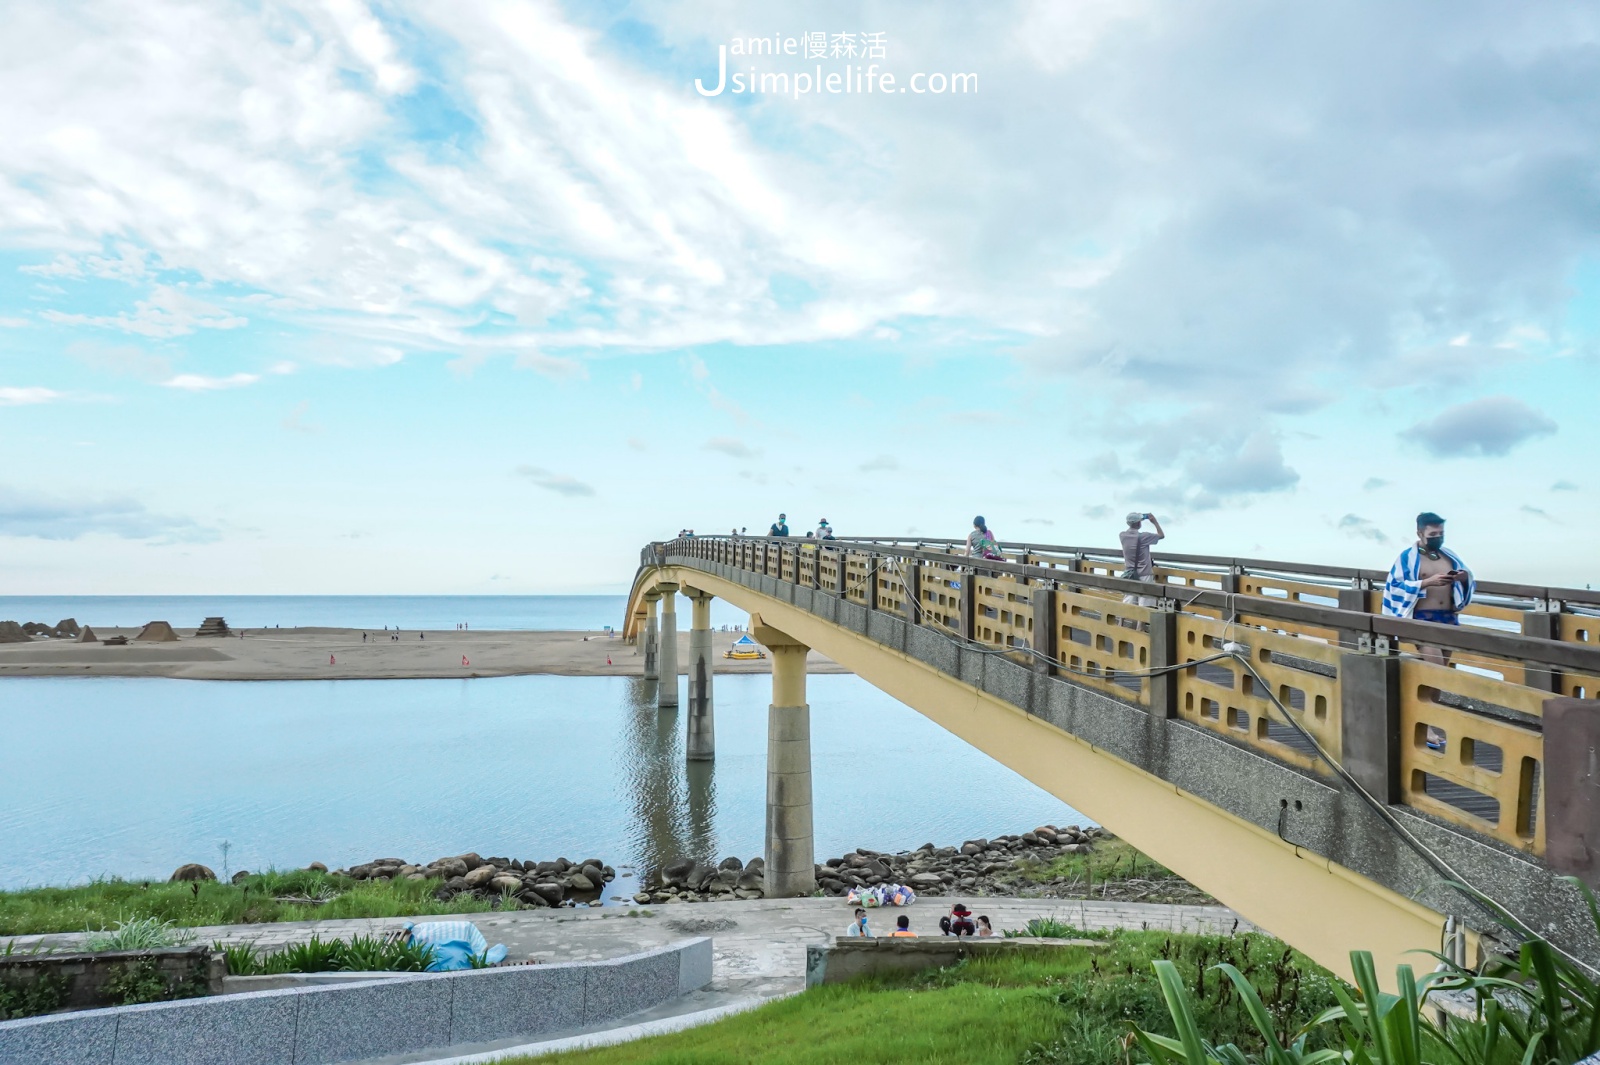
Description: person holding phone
xmin=1382 ymin=511 xmax=1476 ymax=669
xmin=1119 ymin=511 xmax=1166 ymax=607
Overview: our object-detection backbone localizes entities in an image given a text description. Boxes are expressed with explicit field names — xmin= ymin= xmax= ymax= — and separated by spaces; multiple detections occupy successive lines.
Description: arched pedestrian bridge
xmin=624 ymin=535 xmax=1600 ymax=984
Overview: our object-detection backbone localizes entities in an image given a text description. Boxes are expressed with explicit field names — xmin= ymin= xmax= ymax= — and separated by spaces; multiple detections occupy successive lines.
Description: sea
xmin=0 ymin=596 xmax=1091 ymax=894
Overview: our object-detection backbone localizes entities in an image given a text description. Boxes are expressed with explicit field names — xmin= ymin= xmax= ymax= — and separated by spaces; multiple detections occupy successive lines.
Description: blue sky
xmin=1 ymin=0 xmax=1597 ymax=593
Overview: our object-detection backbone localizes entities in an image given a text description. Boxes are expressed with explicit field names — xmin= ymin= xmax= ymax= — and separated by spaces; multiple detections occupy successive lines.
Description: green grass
xmin=1006 ymin=837 xmax=1213 ymax=903
xmin=0 ymin=870 xmax=495 ymax=936
xmin=511 ymin=931 xmax=1338 ymax=1065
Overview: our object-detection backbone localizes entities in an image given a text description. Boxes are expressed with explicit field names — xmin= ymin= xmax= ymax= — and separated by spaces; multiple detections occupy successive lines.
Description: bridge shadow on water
xmin=617 ymin=677 xmax=720 ymax=876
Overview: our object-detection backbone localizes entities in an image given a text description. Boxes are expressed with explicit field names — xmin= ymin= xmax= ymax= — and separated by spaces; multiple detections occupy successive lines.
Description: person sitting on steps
xmin=939 ymin=902 xmax=976 ymax=937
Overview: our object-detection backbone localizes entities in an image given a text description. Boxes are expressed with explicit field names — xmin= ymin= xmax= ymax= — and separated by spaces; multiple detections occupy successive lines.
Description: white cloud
xmin=704 ymin=436 xmax=757 ymax=459
xmin=514 ymin=351 xmax=587 ymax=379
xmin=0 ymin=317 xmax=29 ymax=328
xmin=161 ymin=372 xmax=261 ymax=391
xmin=0 ymin=483 xmax=217 ymax=542
xmin=41 ymin=286 xmax=247 ymax=338
xmin=1402 ymin=396 xmax=1557 ymax=458
xmin=282 ymin=400 xmax=319 ymax=434
xmin=0 ymin=387 xmax=63 ymax=406
xmin=515 ymin=464 xmax=595 ymax=497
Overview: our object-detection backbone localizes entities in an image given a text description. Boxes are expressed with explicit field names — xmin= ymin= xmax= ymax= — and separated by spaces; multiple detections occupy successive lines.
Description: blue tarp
xmin=403 ymin=920 xmax=508 ymax=971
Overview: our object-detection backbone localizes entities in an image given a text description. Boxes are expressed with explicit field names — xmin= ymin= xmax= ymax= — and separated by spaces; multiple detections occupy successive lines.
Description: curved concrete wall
xmin=0 ymin=937 xmax=712 ymax=1065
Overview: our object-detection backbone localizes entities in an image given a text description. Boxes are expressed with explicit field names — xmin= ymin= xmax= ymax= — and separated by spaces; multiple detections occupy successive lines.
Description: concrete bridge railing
xmin=625 ymin=535 xmax=1600 ymax=983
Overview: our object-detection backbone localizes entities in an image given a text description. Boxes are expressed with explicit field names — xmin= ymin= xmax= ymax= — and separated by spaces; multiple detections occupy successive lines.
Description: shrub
xmin=224 ymin=934 xmax=436 ymax=975
xmin=0 ymin=973 xmax=68 ymax=1021
xmin=83 ymin=916 xmax=192 ymax=952
xmin=1004 ymin=916 xmax=1105 ymax=940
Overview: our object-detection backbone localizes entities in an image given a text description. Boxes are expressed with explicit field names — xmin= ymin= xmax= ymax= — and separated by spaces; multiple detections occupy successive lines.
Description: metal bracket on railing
xmin=1374 ymin=634 xmax=1393 ymax=655
xmin=1357 ymin=633 xmax=1373 ymax=653
xmin=1157 ymin=597 xmax=1179 ymax=612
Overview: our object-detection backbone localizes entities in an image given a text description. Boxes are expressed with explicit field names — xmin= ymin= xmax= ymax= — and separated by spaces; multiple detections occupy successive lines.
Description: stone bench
xmin=0 ymin=937 xmax=712 ymax=1065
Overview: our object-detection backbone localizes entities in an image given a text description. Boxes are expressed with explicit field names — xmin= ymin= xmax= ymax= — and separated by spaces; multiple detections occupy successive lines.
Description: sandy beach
xmin=0 ymin=628 xmax=846 ymax=681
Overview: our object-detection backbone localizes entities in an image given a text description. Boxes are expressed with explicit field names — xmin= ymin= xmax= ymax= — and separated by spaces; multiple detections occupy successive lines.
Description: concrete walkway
xmin=4 ymin=896 xmax=1251 ymax=1009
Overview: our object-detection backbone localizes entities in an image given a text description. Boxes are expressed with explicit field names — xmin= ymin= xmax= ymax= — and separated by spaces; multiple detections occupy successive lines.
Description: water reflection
xmin=617 ymin=678 xmax=719 ymax=875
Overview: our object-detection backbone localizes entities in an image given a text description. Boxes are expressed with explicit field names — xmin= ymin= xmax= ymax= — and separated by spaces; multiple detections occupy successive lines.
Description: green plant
xmin=1134 ymin=958 xmax=1342 ymax=1065
xmin=334 ymin=935 xmax=434 ymax=973
xmin=226 ymin=934 xmax=436 ymax=975
xmin=0 ymin=973 xmax=68 ymax=1020
xmin=259 ymin=935 xmax=343 ymax=974
xmin=101 ymin=956 xmax=208 ymax=1006
xmin=83 ymin=916 xmax=192 ymax=952
xmin=1137 ymin=876 xmax=1600 ymax=1065
xmin=214 ymin=940 xmax=261 ymax=976
xmin=1004 ymin=916 xmax=1105 ymax=940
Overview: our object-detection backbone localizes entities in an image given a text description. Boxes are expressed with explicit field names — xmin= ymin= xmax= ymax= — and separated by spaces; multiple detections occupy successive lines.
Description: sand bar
xmin=0 ymin=628 xmax=847 ymax=681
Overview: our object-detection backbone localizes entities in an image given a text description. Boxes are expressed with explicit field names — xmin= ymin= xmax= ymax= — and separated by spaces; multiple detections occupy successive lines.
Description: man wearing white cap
xmin=1119 ymin=512 xmax=1165 ymax=607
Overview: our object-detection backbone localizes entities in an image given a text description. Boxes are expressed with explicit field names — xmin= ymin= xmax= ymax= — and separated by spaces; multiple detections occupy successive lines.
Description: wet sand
xmin=0 ymin=629 xmax=846 ymax=681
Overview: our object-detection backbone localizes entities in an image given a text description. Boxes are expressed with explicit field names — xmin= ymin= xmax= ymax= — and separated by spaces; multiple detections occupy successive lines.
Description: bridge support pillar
xmin=657 ymin=584 xmax=680 ymax=708
xmin=753 ymin=614 xmax=815 ymax=898
xmin=642 ymin=592 xmax=661 ymax=681
xmin=686 ymin=589 xmax=715 ymax=760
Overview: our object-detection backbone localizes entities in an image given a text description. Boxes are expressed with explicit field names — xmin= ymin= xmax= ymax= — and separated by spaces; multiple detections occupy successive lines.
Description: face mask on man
xmin=1423 ymin=533 xmax=1444 ymax=553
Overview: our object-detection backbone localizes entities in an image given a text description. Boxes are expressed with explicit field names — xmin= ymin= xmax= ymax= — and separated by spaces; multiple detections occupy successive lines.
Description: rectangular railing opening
xmin=1519 ymin=757 xmax=1541 ymax=841
xmin=1462 ymin=738 xmax=1503 ymax=773
xmin=1411 ymin=769 xmax=1500 ymax=824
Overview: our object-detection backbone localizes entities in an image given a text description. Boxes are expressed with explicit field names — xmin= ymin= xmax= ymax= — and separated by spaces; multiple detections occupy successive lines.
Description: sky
xmin=1 ymin=0 xmax=1597 ymax=594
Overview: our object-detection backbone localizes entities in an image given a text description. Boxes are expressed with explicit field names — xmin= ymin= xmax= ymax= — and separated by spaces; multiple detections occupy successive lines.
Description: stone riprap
xmin=632 ymin=824 xmax=1117 ymax=905
xmin=0 ymin=938 xmax=713 ymax=1065
xmin=332 ymin=851 xmax=619 ymax=908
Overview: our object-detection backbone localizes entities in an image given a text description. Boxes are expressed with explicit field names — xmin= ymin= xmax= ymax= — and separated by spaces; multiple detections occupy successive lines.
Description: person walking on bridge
xmin=769 ymin=513 xmax=789 ymax=537
xmin=1382 ymin=512 xmax=1476 ymax=667
xmin=1120 ymin=512 xmax=1165 ymax=607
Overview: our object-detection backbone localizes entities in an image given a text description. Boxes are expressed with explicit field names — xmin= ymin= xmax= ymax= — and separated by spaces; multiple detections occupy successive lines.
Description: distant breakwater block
xmin=0 ymin=939 xmax=714 ymax=1065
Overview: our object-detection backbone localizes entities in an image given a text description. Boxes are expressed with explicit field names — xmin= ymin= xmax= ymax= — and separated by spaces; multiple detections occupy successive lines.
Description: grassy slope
xmin=518 ymin=931 xmax=1339 ymax=1065
xmin=1004 ymin=837 xmax=1216 ymax=905
xmin=0 ymin=870 xmax=494 ymax=936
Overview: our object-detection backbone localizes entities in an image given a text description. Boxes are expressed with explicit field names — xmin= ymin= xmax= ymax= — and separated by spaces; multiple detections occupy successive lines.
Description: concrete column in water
xmin=642 ymin=592 xmax=661 ymax=681
xmin=657 ymin=583 xmax=680 ymax=708
xmin=685 ymin=588 xmax=716 ymax=760
xmin=753 ymin=614 xmax=815 ymax=897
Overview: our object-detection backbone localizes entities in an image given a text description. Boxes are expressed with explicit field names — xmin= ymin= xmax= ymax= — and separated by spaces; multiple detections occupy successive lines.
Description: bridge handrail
xmin=782 ymin=535 xmax=1600 ymax=611
xmin=655 ymin=537 xmax=1600 ymax=677
xmin=643 ymin=534 xmax=1596 ymax=857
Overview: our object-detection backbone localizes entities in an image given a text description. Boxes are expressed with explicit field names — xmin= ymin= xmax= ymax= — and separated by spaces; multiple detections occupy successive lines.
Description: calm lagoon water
xmin=0 ymin=673 xmax=1089 ymax=892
